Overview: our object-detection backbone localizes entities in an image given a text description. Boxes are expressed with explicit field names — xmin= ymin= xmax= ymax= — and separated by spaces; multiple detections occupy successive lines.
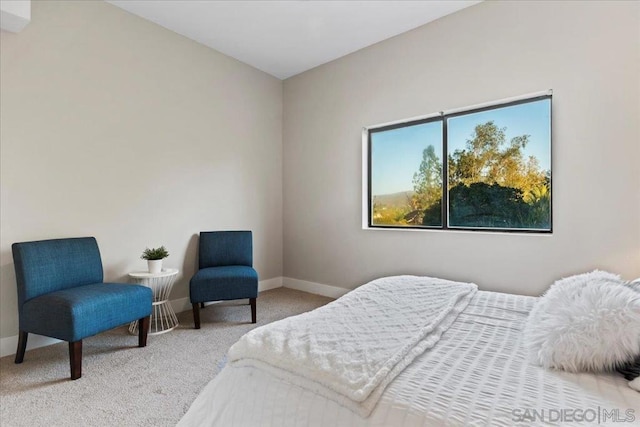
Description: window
xmin=367 ymin=94 xmax=552 ymax=232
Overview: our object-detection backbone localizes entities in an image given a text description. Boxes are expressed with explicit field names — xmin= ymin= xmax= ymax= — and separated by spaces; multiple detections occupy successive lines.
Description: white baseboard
xmin=0 ymin=276 xmax=351 ymax=358
xmin=170 ymin=296 xmax=192 ymax=314
xmin=258 ymin=276 xmax=283 ymax=292
xmin=282 ymin=277 xmax=350 ymax=299
xmin=0 ymin=334 xmax=62 ymax=359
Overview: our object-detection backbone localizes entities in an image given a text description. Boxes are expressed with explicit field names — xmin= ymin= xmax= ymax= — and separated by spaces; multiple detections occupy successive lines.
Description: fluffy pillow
xmin=525 ymin=270 xmax=640 ymax=373
xmin=617 ymin=280 xmax=640 ymax=391
xmin=625 ymin=277 xmax=640 ymax=293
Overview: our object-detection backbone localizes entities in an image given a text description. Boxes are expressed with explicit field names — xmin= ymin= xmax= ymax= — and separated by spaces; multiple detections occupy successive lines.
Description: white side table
xmin=128 ymin=268 xmax=179 ymax=336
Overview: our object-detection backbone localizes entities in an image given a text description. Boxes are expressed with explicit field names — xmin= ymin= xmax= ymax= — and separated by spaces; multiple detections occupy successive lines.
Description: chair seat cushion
xmin=21 ymin=283 xmax=152 ymax=342
xmin=190 ymin=266 xmax=258 ymax=303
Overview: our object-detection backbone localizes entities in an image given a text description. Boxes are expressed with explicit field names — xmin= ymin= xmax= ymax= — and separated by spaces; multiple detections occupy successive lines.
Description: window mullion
xmin=442 ymin=115 xmax=448 ymax=230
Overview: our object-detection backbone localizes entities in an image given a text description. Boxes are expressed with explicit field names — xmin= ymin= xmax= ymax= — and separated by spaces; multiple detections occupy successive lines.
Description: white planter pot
xmin=147 ymin=259 xmax=163 ymax=274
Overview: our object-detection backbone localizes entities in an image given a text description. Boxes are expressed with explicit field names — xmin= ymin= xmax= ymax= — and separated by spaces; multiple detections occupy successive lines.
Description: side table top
xmin=129 ymin=268 xmax=179 ymax=279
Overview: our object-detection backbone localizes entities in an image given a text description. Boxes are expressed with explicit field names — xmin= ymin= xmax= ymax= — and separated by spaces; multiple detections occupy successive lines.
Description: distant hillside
xmin=372 ymin=191 xmax=414 ymax=207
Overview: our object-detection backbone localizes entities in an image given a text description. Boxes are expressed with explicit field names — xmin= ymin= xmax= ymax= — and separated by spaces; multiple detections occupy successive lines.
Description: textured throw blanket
xmin=228 ymin=275 xmax=477 ymax=416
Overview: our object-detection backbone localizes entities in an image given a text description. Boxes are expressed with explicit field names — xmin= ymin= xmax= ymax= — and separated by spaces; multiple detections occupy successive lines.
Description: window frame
xmin=364 ymin=93 xmax=553 ymax=234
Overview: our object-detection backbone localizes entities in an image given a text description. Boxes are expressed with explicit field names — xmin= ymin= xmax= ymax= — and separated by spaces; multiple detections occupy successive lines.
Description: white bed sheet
xmin=179 ymin=291 xmax=639 ymax=427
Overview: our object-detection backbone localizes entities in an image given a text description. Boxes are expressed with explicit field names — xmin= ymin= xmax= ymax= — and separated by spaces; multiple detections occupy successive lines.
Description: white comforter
xmin=180 ymin=285 xmax=640 ymax=427
xmin=228 ymin=276 xmax=477 ymax=416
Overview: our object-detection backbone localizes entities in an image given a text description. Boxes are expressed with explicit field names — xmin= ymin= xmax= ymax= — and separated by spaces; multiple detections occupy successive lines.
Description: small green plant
xmin=140 ymin=246 xmax=169 ymax=260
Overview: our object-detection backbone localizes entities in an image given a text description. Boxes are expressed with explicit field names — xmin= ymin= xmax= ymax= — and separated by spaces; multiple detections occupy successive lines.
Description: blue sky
xmin=371 ymin=99 xmax=551 ymax=196
xmin=371 ymin=121 xmax=442 ymax=196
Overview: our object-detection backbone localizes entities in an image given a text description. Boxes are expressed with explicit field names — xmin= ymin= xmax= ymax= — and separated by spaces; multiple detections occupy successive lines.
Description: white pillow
xmin=525 ymin=270 xmax=640 ymax=373
xmin=626 ymin=277 xmax=640 ymax=293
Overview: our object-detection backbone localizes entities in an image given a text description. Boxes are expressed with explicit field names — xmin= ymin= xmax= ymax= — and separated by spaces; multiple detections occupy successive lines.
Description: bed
xmin=179 ymin=276 xmax=639 ymax=426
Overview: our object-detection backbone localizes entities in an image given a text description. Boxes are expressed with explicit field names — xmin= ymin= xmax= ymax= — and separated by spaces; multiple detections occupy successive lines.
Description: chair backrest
xmin=12 ymin=237 xmax=104 ymax=309
xmin=199 ymin=231 xmax=253 ymax=269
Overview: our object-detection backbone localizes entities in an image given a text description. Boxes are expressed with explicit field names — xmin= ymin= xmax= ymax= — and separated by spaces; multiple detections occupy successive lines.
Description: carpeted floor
xmin=0 ymin=288 xmax=333 ymax=427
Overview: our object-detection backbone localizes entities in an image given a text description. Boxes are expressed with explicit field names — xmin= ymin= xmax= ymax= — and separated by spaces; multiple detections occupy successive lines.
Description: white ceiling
xmin=107 ymin=1 xmax=481 ymax=80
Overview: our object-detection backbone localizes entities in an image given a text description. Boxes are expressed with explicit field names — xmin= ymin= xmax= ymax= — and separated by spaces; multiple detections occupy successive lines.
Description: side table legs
xmin=128 ymin=270 xmax=179 ymax=336
xmin=129 ymin=300 xmax=179 ymax=335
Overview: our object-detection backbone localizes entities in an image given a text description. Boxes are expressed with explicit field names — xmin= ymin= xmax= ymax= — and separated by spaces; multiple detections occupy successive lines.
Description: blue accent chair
xmin=12 ymin=237 xmax=153 ymax=380
xmin=190 ymin=231 xmax=258 ymax=328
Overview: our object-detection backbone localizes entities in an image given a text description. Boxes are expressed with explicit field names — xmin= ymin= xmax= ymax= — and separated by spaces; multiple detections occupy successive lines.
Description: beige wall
xmin=0 ymin=1 xmax=283 ymax=338
xmin=283 ymin=1 xmax=640 ymax=296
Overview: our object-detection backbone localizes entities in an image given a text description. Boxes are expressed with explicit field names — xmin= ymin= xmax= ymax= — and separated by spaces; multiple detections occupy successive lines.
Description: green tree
xmin=448 ymin=121 xmax=547 ymax=195
xmin=424 ymin=121 xmax=550 ymax=229
xmin=422 ymin=199 xmax=442 ymax=226
xmin=372 ymin=200 xmax=411 ymax=226
xmin=448 ymin=182 xmax=531 ymax=228
xmin=410 ymin=145 xmax=442 ymax=224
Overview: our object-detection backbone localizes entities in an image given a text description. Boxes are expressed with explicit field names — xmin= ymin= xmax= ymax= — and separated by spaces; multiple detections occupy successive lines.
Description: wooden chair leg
xmin=138 ymin=316 xmax=150 ymax=347
xmin=15 ymin=331 xmax=28 ymax=364
xmin=192 ymin=303 xmax=201 ymax=329
xmin=200 ymin=302 xmax=205 ymax=309
xmin=69 ymin=340 xmax=82 ymax=380
xmin=250 ymin=297 xmax=257 ymax=324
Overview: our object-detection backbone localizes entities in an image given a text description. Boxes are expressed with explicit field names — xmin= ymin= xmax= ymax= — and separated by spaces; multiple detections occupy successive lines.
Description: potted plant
xmin=141 ymin=246 xmax=169 ymax=274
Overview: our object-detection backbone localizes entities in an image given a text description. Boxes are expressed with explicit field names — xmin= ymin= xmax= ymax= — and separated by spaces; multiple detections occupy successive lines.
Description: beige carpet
xmin=0 ymin=288 xmax=333 ymax=427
